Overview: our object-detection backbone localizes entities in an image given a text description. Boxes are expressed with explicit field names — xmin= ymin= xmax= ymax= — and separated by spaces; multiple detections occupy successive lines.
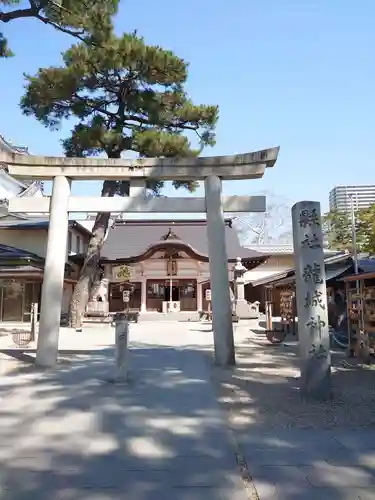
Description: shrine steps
xmin=138 ymin=312 xmax=201 ymax=322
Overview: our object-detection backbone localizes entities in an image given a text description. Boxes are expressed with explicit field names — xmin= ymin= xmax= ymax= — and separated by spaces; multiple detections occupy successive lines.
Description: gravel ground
xmin=211 ymin=330 xmax=375 ymax=431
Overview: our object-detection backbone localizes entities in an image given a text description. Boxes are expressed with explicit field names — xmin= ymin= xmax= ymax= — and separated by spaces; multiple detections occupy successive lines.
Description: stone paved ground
xmin=2 ymin=322 xmax=375 ymax=499
xmin=0 ymin=323 xmax=248 ymax=500
xmin=212 ymin=326 xmax=375 ymax=500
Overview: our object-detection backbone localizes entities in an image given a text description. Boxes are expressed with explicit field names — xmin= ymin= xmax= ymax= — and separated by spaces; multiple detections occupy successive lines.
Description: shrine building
xmin=72 ymin=218 xmax=269 ymax=316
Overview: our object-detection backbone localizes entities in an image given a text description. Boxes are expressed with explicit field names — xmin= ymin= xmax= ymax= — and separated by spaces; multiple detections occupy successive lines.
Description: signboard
xmin=279 ymin=289 xmax=294 ymax=320
xmin=112 ymin=265 xmax=132 ymax=282
xmin=167 ymin=259 xmax=177 ymax=276
xmin=122 ymin=290 xmax=130 ymax=303
xmin=205 ymin=289 xmax=212 ymax=301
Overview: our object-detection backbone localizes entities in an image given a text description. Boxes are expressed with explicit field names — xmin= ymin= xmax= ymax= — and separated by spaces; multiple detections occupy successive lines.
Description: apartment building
xmin=329 ymin=185 xmax=375 ymax=212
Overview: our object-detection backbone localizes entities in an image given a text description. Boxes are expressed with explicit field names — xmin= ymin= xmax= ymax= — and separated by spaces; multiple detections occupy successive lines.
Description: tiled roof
xmin=0 ymin=218 xmax=92 ymax=237
xmin=244 ymin=244 xmax=340 ymax=255
xmin=0 ymin=244 xmax=43 ymax=263
xmin=0 ymin=265 xmax=43 ymax=273
xmin=0 ymin=135 xmax=40 ymax=190
xmin=101 ymin=219 xmax=267 ymax=261
xmin=0 ymin=134 xmax=29 ymax=155
xmin=251 ymin=253 xmax=354 ymax=287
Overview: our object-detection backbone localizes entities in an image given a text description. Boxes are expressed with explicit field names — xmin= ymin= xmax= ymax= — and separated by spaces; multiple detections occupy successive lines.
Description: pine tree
xmin=0 ymin=0 xmax=118 ymax=57
xmin=21 ymin=32 xmax=218 ymax=327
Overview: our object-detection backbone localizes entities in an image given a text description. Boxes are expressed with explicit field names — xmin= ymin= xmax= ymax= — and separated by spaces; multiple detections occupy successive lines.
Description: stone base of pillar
xmin=300 ymin=359 xmax=332 ymax=401
xmin=235 ymin=300 xmax=260 ymax=319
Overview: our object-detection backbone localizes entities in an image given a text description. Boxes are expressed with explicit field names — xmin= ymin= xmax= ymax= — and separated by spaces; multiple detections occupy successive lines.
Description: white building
xmin=329 ymin=185 xmax=375 ymax=212
xmin=0 ymin=135 xmax=44 ymax=211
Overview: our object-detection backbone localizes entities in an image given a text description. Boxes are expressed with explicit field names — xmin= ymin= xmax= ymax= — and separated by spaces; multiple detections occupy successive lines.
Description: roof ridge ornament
xmin=161 ymin=228 xmax=181 ymax=241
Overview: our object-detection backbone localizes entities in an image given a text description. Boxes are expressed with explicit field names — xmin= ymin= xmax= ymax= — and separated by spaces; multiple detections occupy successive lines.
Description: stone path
xmin=2 ymin=322 xmax=375 ymax=499
xmin=238 ymin=428 xmax=375 ymax=500
xmin=212 ymin=327 xmax=375 ymax=500
xmin=0 ymin=324 xmax=247 ymax=500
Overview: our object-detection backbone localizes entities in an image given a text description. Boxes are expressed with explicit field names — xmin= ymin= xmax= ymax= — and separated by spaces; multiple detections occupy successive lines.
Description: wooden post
xmin=265 ymin=286 xmax=273 ymax=330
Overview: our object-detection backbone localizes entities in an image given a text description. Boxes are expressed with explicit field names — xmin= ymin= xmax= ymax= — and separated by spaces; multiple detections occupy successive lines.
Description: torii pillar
xmin=37 ymin=176 xmax=70 ymax=368
xmin=205 ymin=175 xmax=235 ymax=365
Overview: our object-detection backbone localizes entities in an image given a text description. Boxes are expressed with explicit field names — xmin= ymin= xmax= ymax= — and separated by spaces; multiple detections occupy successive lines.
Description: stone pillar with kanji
xmin=292 ymin=201 xmax=331 ymax=400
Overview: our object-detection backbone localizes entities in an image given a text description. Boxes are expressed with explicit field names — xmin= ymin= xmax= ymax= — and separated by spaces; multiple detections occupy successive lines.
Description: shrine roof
xmin=251 ymin=253 xmax=354 ymax=288
xmin=100 ymin=219 xmax=268 ymax=264
xmin=0 ymin=217 xmax=92 ymax=237
xmin=0 ymin=243 xmax=44 ymax=264
xmin=0 ymin=243 xmax=76 ymax=273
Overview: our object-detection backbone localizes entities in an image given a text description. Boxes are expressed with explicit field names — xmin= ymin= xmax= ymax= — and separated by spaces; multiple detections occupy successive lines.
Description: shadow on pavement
xmin=211 ymin=335 xmax=375 ymax=499
xmin=0 ymin=344 xmax=246 ymax=500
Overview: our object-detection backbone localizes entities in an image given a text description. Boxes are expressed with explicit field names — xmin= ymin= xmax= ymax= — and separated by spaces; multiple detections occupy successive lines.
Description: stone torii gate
xmin=0 ymin=147 xmax=279 ymax=368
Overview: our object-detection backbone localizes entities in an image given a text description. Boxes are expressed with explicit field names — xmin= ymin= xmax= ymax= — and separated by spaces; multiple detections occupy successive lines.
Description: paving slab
xmin=211 ymin=330 xmax=375 ymax=500
xmin=0 ymin=323 xmax=247 ymax=500
xmin=252 ymin=481 xmax=375 ymax=500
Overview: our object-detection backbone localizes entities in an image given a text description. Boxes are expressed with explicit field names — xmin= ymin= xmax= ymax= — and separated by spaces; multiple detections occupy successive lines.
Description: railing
xmin=86 ymin=301 xmax=109 ymax=317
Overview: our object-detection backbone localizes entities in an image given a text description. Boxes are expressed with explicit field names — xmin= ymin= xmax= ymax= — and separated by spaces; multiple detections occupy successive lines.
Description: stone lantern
xmin=233 ymin=257 xmax=247 ymax=301
xmin=232 ymin=257 xmax=260 ymax=320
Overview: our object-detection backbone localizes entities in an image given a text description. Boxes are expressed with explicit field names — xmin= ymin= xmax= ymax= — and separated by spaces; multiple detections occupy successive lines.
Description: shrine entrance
xmin=164 ymin=283 xmax=179 ymax=302
xmin=2 ymin=146 xmax=279 ymax=367
xmin=146 ymin=279 xmax=197 ymax=312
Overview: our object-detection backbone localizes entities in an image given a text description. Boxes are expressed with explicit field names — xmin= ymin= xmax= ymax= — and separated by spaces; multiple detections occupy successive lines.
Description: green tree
xmin=0 ymin=0 xmax=118 ymax=57
xmin=21 ymin=32 xmax=218 ymax=327
xmin=323 ymin=207 xmax=375 ymax=254
xmin=323 ymin=209 xmax=353 ymax=251
xmin=356 ymin=204 xmax=375 ymax=256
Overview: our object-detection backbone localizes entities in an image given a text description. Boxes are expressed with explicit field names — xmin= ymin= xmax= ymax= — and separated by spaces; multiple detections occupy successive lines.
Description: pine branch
xmin=0 ymin=0 xmax=52 ymax=22
xmin=35 ymin=13 xmax=87 ymax=42
xmin=0 ymin=6 xmax=41 ymax=23
xmin=1 ymin=0 xmax=117 ymax=56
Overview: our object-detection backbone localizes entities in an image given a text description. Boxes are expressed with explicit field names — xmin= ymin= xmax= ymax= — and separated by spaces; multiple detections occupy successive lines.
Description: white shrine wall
xmin=0 ymin=225 xmax=89 ymax=261
xmin=244 ymin=254 xmax=295 ymax=283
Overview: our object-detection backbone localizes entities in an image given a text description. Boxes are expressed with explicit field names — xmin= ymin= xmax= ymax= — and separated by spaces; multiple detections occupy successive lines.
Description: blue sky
xmin=0 ymin=0 xmax=374 ymax=212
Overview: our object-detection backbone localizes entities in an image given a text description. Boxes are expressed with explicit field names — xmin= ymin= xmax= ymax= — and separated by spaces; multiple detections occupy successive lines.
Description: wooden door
xmin=1 ymin=281 xmax=24 ymax=322
xmin=109 ymin=283 xmax=123 ymax=312
xmin=146 ymin=280 xmax=165 ymax=312
xmin=179 ymin=279 xmax=197 ymax=311
xmin=110 ymin=282 xmax=142 ymax=312
xmin=129 ymin=282 xmax=141 ymax=310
